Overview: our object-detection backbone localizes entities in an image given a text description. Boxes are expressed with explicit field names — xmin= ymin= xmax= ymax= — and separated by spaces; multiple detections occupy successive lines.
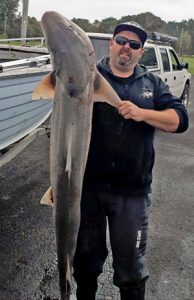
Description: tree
xmin=179 ymin=30 xmax=192 ymax=56
xmin=118 ymin=12 xmax=166 ymax=33
xmin=7 ymin=15 xmax=42 ymax=39
xmin=1 ymin=7 xmax=194 ymax=55
xmin=0 ymin=0 xmax=20 ymax=36
xmin=27 ymin=17 xmax=42 ymax=37
xmin=186 ymin=19 xmax=194 ymax=54
xmin=71 ymin=18 xmax=93 ymax=32
xmin=7 ymin=14 xmax=21 ymax=38
xmin=97 ymin=17 xmax=117 ymax=33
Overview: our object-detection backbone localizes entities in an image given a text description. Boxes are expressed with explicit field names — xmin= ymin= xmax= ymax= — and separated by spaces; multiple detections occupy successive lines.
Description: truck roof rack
xmin=147 ymin=32 xmax=178 ymax=45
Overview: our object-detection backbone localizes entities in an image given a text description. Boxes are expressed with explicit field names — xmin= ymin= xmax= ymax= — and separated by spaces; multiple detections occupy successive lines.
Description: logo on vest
xmin=139 ymin=89 xmax=153 ymax=99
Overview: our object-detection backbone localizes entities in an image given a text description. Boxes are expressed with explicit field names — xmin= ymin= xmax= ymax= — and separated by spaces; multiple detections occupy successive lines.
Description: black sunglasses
xmin=114 ymin=36 xmax=142 ymax=50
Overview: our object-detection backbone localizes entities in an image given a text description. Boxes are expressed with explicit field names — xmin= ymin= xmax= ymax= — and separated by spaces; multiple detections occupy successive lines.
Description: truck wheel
xmin=181 ymin=84 xmax=190 ymax=107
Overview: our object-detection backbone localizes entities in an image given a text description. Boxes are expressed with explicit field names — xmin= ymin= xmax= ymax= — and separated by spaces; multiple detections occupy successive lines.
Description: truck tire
xmin=181 ymin=83 xmax=190 ymax=107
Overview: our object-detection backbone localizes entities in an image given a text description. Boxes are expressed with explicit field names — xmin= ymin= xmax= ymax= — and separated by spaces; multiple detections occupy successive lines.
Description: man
xmin=72 ymin=21 xmax=189 ymax=300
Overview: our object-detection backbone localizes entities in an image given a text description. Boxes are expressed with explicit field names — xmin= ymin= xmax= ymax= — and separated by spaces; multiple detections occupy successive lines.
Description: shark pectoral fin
xmin=93 ymin=70 xmax=121 ymax=108
xmin=32 ymin=72 xmax=55 ymax=100
xmin=40 ymin=186 xmax=54 ymax=207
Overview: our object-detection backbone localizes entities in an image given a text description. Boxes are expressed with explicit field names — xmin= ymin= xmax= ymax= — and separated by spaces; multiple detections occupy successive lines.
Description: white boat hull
xmin=0 ymin=59 xmax=52 ymax=151
xmin=0 ymin=33 xmax=111 ymax=151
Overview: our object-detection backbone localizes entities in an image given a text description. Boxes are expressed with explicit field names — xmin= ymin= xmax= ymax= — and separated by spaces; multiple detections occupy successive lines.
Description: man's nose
xmin=123 ymin=42 xmax=130 ymax=49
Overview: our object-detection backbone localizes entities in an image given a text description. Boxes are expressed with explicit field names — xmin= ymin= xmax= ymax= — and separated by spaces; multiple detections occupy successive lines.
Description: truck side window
xmin=160 ymin=48 xmax=170 ymax=72
xmin=139 ymin=47 xmax=158 ymax=68
xmin=169 ymin=50 xmax=180 ymax=71
xmin=90 ymin=37 xmax=109 ymax=61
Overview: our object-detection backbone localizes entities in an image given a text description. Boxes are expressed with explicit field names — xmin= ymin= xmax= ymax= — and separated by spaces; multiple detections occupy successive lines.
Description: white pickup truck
xmin=89 ymin=32 xmax=191 ymax=107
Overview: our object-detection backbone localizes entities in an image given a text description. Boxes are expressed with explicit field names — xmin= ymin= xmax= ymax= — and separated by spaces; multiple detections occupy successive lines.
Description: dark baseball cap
xmin=113 ymin=21 xmax=147 ymax=45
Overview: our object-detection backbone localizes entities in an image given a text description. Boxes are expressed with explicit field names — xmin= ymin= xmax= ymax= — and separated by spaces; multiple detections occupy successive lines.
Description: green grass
xmin=0 ymin=40 xmax=45 ymax=47
xmin=8 ymin=41 xmax=42 ymax=46
xmin=179 ymin=55 xmax=194 ymax=75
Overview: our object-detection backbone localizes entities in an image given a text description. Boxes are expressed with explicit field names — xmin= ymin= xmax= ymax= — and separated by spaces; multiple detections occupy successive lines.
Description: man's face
xmin=109 ymin=30 xmax=144 ymax=73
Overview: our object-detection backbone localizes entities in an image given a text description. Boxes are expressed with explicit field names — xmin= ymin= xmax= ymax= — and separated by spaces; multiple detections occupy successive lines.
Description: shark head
xmin=41 ymin=11 xmax=96 ymax=98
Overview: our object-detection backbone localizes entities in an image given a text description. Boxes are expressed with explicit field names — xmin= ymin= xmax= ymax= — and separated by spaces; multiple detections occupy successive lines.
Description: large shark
xmin=32 ymin=11 xmax=121 ymax=300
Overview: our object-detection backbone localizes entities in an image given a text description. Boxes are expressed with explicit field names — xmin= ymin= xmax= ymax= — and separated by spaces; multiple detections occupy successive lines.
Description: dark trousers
xmin=73 ymin=188 xmax=150 ymax=298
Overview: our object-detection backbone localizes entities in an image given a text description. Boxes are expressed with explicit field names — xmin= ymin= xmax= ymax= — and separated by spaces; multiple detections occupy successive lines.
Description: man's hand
xmin=118 ymin=100 xmax=144 ymax=121
xmin=117 ymin=100 xmax=179 ymax=132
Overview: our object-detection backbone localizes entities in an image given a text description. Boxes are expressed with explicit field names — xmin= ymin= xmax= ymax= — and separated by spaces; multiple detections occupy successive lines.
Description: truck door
xmin=158 ymin=47 xmax=173 ymax=90
xmin=168 ymin=49 xmax=186 ymax=97
xmin=159 ymin=47 xmax=185 ymax=97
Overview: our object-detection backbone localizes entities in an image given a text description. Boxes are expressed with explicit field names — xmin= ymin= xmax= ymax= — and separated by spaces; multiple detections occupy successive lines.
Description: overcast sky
xmin=19 ymin=0 xmax=194 ymax=23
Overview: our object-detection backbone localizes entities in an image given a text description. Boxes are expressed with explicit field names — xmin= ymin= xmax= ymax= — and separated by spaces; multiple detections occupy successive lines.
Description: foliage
xmin=96 ymin=17 xmax=117 ymax=33
xmin=26 ymin=17 xmax=42 ymax=37
xmin=6 ymin=15 xmax=22 ymax=38
xmin=180 ymin=55 xmax=194 ymax=75
xmin=72 ymin=18 xmax=94 ymax=32
xmin=119 ymin=12 xmax=166 ymax=32
xmin=1 ymin=7 xmax=194 ymax=55
xmin=0 ymin=0 xmax=20 ymax=36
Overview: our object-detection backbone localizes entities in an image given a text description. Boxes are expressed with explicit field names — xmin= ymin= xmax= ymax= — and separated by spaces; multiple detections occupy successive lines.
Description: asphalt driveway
xmin=0 ymin=78 xmax=194 ymax=300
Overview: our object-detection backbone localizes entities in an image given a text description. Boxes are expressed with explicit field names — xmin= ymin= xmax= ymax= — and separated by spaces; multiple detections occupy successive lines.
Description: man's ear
xmin=139 ymin=48 xmax=144 ymax=59
xmin=109 ymin=38 xmax=113 ymax=46
xmin=109 ymin=37 xmax=114 ymax=49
